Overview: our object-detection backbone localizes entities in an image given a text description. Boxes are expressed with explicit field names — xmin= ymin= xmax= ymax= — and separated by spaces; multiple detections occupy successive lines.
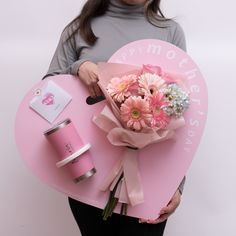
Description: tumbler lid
xmin=56 ymin=143 xmax=91 ymax=168
xmin=44 ymin=118 xmax=71 ymax=136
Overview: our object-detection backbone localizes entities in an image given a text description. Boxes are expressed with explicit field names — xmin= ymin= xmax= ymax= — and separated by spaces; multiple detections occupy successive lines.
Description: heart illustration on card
xmin=42 ymin=93 xmax=55 ymax=105
xmin=29 ymin=80 xmax=72 ymax=123
xmin=15 ymin=39 xmax=208 ymax=219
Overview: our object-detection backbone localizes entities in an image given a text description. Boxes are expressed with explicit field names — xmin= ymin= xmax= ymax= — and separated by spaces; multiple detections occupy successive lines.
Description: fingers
xmin=139 ymin=212 xmax=170 ymax=224
xmin=87 ymin=75 xmax=103 ymax=98
xmin=155 ymin=190 xmax=181 ymax=223
xmin=139 ymin=218 xmax=147 ymax=223
xmin=139 ymin=216 xmax=168 ymax=224
xmin=78 ymin=61 xmax=103 ymax=98
xmin=93 ymin=82 xmax=103 ymax=97
xmin=81 ymin=70 xmax=100 ymax=98
xmin=139 ymin=190 xmax=182 ymax=225
xmin=152 ymin=213 xmax=169 ymax=224
xmin=88 ymin=83 xmax=103 ymax=98
xmin=159 ymin=192 xmax=180 ymax=216
xmin=160 ymin=199 xmax=179 ymax=216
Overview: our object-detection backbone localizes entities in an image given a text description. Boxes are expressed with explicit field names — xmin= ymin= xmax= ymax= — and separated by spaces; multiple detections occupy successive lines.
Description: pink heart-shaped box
xmin=15 ymin=39 xmax=208 ymax=219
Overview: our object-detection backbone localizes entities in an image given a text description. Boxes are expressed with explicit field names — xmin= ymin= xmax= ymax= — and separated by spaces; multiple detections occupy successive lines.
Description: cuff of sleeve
xmin=178 ymin=176 xmax=186 ymax=195
xmin=71 ymin=59 xmax=90 ymax=76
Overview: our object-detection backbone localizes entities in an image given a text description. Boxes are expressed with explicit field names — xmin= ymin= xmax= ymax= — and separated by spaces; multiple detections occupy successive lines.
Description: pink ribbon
xmin=100 ymin=148 xmax=144 ymax=206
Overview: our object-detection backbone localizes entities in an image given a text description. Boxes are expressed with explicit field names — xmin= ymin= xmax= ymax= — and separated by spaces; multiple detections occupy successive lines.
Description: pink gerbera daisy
xmin=148 ymin=93 xmax=170 ymax=129
xmin=139 ymin=72 xmax=166 ymax=96
xmin=107 ymin=74 xmax=138 ymax=103
xmin=120 ymin=96 xmax=151 ymax=131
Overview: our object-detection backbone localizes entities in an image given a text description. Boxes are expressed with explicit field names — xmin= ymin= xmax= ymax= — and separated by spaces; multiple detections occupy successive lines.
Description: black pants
xmin=68 ymin=197 xmax=167 ymax=236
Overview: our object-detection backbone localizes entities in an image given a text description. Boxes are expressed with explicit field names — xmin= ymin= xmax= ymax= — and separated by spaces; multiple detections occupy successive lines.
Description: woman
xmin=44 ymin=0 xmax=186 ymax=235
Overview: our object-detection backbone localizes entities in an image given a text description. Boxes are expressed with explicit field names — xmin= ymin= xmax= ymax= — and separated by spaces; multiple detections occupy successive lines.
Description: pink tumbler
xmin=44 ymin=118 xmax=96 ymax=183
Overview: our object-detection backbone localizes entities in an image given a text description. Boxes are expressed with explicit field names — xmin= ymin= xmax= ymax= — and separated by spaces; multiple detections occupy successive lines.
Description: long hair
xmin=65 ymin=0 xmax=167 ymax=46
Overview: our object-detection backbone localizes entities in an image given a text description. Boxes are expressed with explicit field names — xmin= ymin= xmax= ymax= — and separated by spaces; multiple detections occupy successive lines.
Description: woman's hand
xmin=139 ymin=189 xmax=181 ymax=224
xmin=78 ymin=61 xmax=103 ymax=98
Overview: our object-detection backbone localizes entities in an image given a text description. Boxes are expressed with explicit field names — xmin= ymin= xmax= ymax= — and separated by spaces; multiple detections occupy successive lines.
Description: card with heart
xmin=29 ymin=80 xmax=72 ymax=123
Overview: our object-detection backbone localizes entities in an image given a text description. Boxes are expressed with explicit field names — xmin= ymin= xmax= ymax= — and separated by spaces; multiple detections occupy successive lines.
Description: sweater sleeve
xmin=43 ymin=27 xmax=88 ymax=79
xmin=178 ymin=176 xmax=186 ymax=195
xmin=171 ymin=22 xmax=187 ymax=52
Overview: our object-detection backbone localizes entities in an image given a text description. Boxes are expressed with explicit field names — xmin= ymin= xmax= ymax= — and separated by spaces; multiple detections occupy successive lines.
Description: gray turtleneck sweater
xmin=45 ymin=0 xmax=186 ymax=78
xmin=45 ymin=0 xmax=186 ymax=193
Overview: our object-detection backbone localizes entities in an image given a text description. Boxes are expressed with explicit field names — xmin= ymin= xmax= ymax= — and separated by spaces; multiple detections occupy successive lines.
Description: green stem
xmin=102 ymin=172 xmax=124 ymax=220
xmin=120 ymin=203 xmax=128 ymax=216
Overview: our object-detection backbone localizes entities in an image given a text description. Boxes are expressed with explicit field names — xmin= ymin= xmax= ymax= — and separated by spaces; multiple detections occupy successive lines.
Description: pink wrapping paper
xmin=93 ymin=62 xmax=188 ymax=210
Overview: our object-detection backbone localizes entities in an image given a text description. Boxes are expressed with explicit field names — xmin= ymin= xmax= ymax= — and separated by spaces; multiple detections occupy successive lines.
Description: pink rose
xmin=142 ymin=65 xmax=175 ymax=84
xmin=141 ymin=64 xmax=163 ymax=76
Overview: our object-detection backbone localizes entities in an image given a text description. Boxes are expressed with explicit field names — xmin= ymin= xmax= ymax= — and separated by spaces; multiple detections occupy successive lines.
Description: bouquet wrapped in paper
xmin=93 ymin=62 xmax=190 ymax=220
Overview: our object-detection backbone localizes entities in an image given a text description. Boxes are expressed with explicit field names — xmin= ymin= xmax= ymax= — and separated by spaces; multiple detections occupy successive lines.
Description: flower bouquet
xmin=93 ymin=62 xmax=190 ymax=220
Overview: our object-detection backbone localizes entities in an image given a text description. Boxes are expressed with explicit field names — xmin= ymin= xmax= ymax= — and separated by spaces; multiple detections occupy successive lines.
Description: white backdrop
xmin=1 ymin=0 xmax=236 ymax=235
